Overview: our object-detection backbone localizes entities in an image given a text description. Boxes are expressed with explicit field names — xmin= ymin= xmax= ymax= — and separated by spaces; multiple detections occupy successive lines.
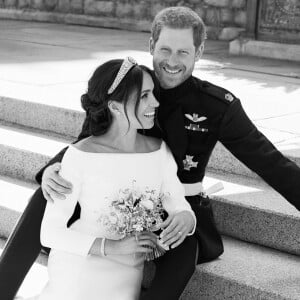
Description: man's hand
xmin=159 ymin=211 xmax=195 ymax=249
xmin=41 ymin=162 xmax=73 ymax=202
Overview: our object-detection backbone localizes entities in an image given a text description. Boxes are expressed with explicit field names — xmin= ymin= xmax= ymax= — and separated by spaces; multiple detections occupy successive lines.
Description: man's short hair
xmin=151 ymin=6 xmax=207 ymax=49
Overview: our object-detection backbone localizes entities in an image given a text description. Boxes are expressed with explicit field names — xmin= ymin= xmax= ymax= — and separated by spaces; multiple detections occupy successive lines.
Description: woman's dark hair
xmin=80 ymin=59 xmax=157 ymax=136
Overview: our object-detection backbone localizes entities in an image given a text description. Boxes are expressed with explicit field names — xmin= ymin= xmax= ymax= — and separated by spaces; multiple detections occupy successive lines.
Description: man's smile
xmin=162 ymin=66 xmax=182 ymax=75
xmin=163 ymin=66 xmax=182 ymax=75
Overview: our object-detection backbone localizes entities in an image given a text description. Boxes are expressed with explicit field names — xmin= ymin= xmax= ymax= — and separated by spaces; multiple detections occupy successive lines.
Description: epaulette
xmin=200 ymin=80 xmax=237 ymax=105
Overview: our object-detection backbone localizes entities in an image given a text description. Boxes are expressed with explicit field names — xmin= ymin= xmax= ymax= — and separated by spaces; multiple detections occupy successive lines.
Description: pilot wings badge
xmin=184 ymin=113 xmax=207 ymax=123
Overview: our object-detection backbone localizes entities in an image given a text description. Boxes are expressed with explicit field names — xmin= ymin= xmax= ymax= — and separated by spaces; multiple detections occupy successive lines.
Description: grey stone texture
xmin=4 ymin=0 xmax=17 ymax=7
xmin=205 ymin=7 xmax=220 ymax=26
xmin=231 ymin=0 xmax=246 ymax=9
xmin=149 ymin=2 xmax=165 ymax=19
xmin=0 ymin=205 xmax=20 ymax=238
xmin=31 ymin=0 xmax=45 ymax=10
xmin=44 ymin=0 xmax=57 ymax=10
xmin=132 ymin=0 xmax=149 ymax=20
xmin=218 ymin=26 xmax=244 ymax=40
xmin=220 ymin=8 xmax=233 ymax=24
xmin=181 ymin=237 xmax=300 ymax=299
xmin=234 ymin=9 xmax=247 ymax=27
xmin=0 ymin=0 xmax=249 ymax=40
xmin=57 ymin=0 xmax=70 ymax=13
xmin=69 ymin=0 xmax=83 ymax=14
xmin=115 ymin=2 xmax=132 ymax=18
xmin=0 ymin=97 xmax=83 ymax=138
xmin=18 ymin=0 xmax=31 ymax=9
xmin=194 ymin=6 xmax=205 ymax=19
xmin=230 ymin=38 xmax=300 ymax=62
xmin=204 ymin=0 xmax=230 ymax=7
xmin=188 ymin=0 xmax=201 ymax=4
xmin=84 ymin=0 xmax=114 ymax=16
xmin=0 ymin=8 xmax=152 ymax=31
xmin=0 ymin=144 xmax=50 ymax=183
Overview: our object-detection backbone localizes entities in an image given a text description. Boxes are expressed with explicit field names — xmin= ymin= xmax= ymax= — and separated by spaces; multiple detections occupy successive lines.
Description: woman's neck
xmin=93 ymin=122 xmax=139 ymax=153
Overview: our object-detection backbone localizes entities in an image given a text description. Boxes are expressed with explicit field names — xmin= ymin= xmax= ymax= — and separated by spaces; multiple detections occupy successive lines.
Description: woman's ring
xmin=178 ymin=231 xmax=182 ymax=236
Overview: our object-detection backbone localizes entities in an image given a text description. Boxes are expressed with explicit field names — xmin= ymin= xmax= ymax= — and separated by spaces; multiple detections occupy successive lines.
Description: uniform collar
xmin=157 ymin=77 xmax=194 ymax=162
xmin=160 ymin=76 xmax=194 ymax=105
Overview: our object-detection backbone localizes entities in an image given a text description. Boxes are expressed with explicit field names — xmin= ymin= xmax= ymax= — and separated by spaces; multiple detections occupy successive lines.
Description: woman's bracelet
xmin=100 ymin=238 xmax=106 ymax=256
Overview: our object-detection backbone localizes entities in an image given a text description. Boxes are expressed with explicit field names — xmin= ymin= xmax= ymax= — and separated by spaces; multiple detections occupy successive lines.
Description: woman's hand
xmin=106 ymin=232 xmax=158 ymax=256
xmin=41 ymin=162 xmax=73 ymax=202
xmin=159 ymin=211 xmax=195 ymax=249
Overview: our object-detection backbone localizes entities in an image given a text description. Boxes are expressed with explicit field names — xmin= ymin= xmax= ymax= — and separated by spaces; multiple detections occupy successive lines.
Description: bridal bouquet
xmin=98 ymin=181 xmax=168 ymax=260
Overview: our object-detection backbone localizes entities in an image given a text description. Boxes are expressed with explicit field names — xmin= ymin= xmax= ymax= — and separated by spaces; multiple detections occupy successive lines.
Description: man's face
xmin=150 ymin=27 xmax=203 ymax=89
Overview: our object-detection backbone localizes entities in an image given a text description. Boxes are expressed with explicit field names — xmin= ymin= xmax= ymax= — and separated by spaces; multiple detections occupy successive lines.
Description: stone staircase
xmin=1 ymin=95 xmax=300 ymax=299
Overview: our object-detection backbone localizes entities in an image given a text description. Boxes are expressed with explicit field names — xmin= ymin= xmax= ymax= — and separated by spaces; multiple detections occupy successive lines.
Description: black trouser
xmin=0 ymin=189 xmax=200 ymax=300
xmin=141 ymin=235 xmax=198 ymax=300
xmin=0 ymin=189 xmax=46 ymax=300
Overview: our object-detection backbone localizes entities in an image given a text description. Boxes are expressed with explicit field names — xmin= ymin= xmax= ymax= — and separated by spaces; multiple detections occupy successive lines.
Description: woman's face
xmin=125 ymin=71 xmax=159 ymax=130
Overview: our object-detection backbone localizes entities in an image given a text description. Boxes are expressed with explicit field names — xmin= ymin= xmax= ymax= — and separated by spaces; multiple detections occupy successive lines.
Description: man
xmin=1 ymin=6 xmax=300 ymax=300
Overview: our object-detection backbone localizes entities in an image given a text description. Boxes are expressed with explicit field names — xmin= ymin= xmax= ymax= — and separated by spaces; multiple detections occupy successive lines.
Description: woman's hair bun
xmin=80 ymin=92 xmax=111 ymax=136
xmin=81 ymin=93 xmax=94 ymax=114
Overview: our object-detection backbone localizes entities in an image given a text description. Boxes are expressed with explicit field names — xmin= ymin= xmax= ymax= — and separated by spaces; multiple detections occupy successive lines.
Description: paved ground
xmin=1 ymin=19 xmax=300 ymax=154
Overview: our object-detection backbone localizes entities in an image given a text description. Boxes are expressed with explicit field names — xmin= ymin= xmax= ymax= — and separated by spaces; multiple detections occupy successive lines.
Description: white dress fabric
xmin=35 ymin=141 xmax=195 ymax=300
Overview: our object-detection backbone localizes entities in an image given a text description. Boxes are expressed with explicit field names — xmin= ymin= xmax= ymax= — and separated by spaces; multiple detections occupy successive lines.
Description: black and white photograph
xmin=0 ymin=0 xmax=299 ymax=299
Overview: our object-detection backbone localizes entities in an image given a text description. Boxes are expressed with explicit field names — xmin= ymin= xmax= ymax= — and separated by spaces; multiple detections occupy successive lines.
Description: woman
xmin=33 ymin=57 xmax=196 ymax=300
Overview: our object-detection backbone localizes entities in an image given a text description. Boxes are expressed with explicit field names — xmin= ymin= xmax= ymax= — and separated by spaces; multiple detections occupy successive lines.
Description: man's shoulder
xmin=192 ymin=77 xmax=238 ymax=107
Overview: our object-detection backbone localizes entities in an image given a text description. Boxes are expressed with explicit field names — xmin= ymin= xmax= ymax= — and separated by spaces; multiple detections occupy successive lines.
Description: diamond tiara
xmin=107 ymin=57 xmax=138 ymax=95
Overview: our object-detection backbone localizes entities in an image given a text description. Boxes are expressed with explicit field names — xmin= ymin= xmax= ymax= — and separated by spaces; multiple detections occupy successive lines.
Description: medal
xmin=183 ymin=155 xmax=198 ymax=171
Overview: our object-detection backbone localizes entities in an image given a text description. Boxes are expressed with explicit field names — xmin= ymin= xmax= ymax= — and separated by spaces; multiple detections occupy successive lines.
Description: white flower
xmin=133 ymin=224 xmax=144 ymax=231
xmin=108 ymin=214 xmax=118 ymax=224
xmin=140 ymin=199 xmax=154 ymax=210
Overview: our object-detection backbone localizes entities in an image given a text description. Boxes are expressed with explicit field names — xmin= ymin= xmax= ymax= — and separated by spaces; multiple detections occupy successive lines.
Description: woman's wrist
xmin=104 ymin=239 xmax=119 ymax=255
xmin=89 ymin=238 xmax=118 ymax=256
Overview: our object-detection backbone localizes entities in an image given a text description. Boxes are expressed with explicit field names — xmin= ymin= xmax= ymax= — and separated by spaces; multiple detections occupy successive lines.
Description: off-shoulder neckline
xmin=68 ymin=140 xmax=165 ymax=155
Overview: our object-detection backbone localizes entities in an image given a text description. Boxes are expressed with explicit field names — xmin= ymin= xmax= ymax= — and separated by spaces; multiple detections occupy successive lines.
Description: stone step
xmin=0 ymin=97 xmax=84 ymax=139
xmin=0 ymin=175 xmax=37 ymax=239
xmin=1 ymin=96 xmax=300 ymax=179
xmin=205 ymin=172 xmax=300 ymax=256
xmin=181 ymin=236 xmax=300 ymax=300
xmin=207 ymin=140 xmax=300 ymax=179
xmin=0 ymin=121 xmax=299 ymax=255
xmin=0 ymin=131 xmax=299 ymax=257
xmin=0 ymin=122 xmax=72 ymax=182
xmin=1 ymin=236 xmax=299 ymax=299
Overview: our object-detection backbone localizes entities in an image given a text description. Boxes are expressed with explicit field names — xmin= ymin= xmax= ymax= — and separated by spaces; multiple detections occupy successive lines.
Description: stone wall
xmin=0 ymin=0 xmax=248 ymax=40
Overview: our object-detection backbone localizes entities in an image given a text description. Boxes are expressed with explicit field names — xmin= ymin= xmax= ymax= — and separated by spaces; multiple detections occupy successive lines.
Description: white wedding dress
xmin=34 ymin=141 xmax=195 ymax=300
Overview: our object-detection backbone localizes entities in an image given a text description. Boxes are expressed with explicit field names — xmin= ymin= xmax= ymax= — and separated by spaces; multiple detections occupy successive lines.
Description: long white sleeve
xmin=161 ymin=143 xmax=197 ymax=235
xmin=40 ymin=148 xmax=96 ymax=256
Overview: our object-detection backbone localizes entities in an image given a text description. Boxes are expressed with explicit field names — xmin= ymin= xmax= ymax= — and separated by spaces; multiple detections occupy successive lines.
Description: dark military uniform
xmin=156 ymin=76 xmax=300 ymax=210
xmin=1 ymin=75 xmax=299 ymax=300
